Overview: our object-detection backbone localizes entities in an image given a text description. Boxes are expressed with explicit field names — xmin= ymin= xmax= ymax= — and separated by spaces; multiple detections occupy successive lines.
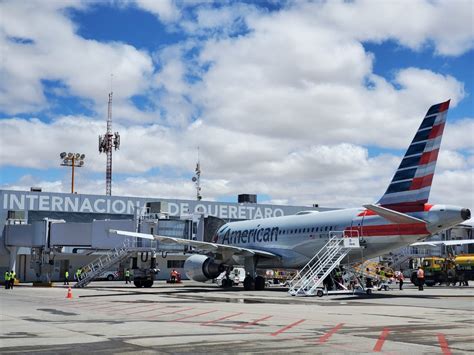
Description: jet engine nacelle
xmin=184 ymin=254 xmax=225 ymax=282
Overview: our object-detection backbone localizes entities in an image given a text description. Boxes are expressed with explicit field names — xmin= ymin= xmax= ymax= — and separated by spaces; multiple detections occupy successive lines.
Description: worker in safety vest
xmin=4 ymin=271 xmax=10 ymax=289
xmin=64 ymin=270 xmax=69 ymax=285
xmin=9 ymin=270 xmax=16 ymax=289
xmin=417 ymin=266 xmax=425 ymax=291
xmin=170 ymin=269 xmax=178 ymax=283
xmin=125 ymin=269 xmax=130 ymax=284
xmin=75 ymin=268 xmax=82 ymax=281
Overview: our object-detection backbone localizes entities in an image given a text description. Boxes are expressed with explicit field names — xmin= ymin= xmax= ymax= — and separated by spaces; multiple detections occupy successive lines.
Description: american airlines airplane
xmin=113 ymin=100 xmax=470 ymax=290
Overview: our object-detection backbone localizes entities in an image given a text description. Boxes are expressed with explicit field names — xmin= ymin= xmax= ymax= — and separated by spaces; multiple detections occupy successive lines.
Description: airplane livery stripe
xmin=377 ymin=100 xmax=449 ymax=206
xmin=410 ymin=174 xmax=434 ymax=190
xmin=347 ymin=223 xmax=430 ymax=236
xmin=419 ymin=115 xmax=436 ymax=129
xmin=419 ymin=149 xmax=439 ymax=165
xmin=428 ymin=122 xmax=445 ymax=139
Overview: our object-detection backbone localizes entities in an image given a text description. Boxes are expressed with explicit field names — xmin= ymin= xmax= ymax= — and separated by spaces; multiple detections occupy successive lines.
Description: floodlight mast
xmin=59 ymin=152 xmax=85 ymax=193
xmin=98 ymin=91 xmax=120 ymax=196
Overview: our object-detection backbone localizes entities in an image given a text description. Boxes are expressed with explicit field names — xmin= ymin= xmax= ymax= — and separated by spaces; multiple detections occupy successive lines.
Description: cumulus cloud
xmin=0 ymin=1 xmax=154 ymax=115
xmin=1 ymin=0 xmax=472 ymax=213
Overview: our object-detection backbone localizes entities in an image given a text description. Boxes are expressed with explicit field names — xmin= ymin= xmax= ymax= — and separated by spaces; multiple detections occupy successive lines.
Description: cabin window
xmin=311 ymin=227 xmax=314 ymax=232
xmin=325 ymin=226 xmax=328 ymax=231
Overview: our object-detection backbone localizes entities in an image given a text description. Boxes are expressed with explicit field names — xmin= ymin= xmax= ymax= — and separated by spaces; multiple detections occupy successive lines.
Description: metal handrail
xmin=288 ymin=230 xmax=360 ymax=296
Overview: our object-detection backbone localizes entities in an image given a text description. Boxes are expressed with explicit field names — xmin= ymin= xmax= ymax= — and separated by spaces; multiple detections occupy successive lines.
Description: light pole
xmin=60 ymin=152 xmax=85 ymax=193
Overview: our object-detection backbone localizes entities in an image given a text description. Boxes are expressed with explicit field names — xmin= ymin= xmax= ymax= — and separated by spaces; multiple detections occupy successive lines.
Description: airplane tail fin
xmin=377 ymin=100 xmax=450 ymax=211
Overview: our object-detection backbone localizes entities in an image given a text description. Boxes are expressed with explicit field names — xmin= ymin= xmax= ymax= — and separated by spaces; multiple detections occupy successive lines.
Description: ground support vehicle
xmin=130 ymin=251 xmax=159 ymax=288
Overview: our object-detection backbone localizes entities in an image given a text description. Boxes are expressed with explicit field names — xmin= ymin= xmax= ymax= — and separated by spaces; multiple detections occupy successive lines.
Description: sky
xmin=0 ymin=0 xmax=473 ymax=211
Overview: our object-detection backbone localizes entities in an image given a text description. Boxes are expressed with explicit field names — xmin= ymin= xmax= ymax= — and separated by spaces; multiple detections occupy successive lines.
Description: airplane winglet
xmin=363 ymin=204 xmax=426 ymax=224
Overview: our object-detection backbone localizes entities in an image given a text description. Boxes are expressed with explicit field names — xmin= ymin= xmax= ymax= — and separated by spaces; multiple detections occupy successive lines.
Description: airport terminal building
xmin=0 ymin=189 xmax=327 ymax=282
xmin=1 ymin=189 xmax=471 ymax=283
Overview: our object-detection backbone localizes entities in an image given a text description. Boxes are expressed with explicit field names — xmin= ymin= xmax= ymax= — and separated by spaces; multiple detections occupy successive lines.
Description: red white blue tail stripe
xmin=377 ymin=100 xmax=450 ymax=209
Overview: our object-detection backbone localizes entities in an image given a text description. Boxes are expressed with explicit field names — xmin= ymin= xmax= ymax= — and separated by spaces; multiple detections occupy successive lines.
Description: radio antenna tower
xmin=98 ymin=87 xmax=120 ymax=196
xmin=192 ymin=147 xmax=202 ymax=201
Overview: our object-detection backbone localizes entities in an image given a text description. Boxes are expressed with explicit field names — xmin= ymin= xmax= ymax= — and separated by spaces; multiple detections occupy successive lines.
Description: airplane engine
xmin=184 ymin=254 xmax=225 ymax=282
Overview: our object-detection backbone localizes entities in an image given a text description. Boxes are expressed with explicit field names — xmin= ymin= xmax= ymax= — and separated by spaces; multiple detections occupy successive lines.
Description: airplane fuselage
xmin=215 ymin=203 xmax=468 ymax=269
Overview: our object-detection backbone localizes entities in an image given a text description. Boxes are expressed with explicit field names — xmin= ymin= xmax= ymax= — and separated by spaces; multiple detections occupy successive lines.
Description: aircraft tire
xmin=316 ymin=289 xmax=324 ymax=297
xmin=255 ymin=276 xmax=265 ymax=291
xmin=243 ymin=276 xmax=255 ymax=291
xmin=222 ymin=279 xmax=231 ymax=288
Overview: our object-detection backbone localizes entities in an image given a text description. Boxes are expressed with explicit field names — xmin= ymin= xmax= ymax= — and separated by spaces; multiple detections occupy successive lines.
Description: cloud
xmin=306 ymin=0 xmax=474 ymax=56
xmin=1 ymin=0 xmax=472 ymax=213
xmin=134 ymin=0 xmax=181 ymax=23
xmin=0 ymin=1 xmax=154 ymax=115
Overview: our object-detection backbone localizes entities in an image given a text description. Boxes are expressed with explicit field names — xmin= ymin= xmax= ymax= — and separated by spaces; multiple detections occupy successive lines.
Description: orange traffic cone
xmin=66 ymin=287 xmax=73 ymax=299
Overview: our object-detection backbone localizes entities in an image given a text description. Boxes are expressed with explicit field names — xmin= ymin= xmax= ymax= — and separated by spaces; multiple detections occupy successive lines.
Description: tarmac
xmin=0 ymin=281 xmax=473 ymax=354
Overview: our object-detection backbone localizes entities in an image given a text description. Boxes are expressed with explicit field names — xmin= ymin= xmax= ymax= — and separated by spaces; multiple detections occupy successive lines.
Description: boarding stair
xmin=74 ymin=238 xmax=156 ymax=288
xmin=288 ymin=231 xmax=360 ymax=296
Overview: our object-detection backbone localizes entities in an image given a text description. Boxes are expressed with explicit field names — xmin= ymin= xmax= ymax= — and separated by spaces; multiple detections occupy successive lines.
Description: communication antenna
xmin=98 ymin=80 xmax=120 ymax=196
xmin=192 ymin=147 xmax=202 ymax=201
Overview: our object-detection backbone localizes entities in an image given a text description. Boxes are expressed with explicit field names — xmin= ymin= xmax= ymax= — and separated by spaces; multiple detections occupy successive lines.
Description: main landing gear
xmin=243 ymin=275 xmax=265 ymax=291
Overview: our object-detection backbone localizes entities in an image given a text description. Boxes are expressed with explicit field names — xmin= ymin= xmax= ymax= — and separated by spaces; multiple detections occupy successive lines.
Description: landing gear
xmin=243 ymin=275 xmax=266 ymax=291
xmin=221 ymin=278 xmax=232 ymax=288
xmin=255 ymin=276 xmax=266 ymax=290
xmin=243 ymin=275 xmax=255 ymax=291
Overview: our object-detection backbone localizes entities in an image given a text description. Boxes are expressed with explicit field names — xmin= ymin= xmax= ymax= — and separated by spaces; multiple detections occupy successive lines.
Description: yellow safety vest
xmin=4 ymin=272 xmax=9 ymax=281
xmin=65 ymin=271 xmax=69 ymax=278
xmin=10 ymin=272 xmax=15 ymax=280
xmin=125 ymin=270 xmax=130 ymax=277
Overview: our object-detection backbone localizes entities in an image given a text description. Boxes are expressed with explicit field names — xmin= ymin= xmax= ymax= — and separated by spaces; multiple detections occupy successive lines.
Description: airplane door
xmin=350 ymin=210 xmax=365 ymax=240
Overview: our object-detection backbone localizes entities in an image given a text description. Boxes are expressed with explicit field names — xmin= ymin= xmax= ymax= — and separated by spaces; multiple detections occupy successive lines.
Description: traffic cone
xmin=66 ymin=287 xmax=73 ymax=299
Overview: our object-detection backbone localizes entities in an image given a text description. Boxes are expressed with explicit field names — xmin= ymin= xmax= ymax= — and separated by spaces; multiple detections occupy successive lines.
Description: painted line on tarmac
xmin=124 ymin=305 xmax=168 ymax=315
xmin=172 ymin=310 xmax=217 ymax=322
xmin=317 ymin=323 xmax=345 ymax=344
xmin=437 ymin=333 xmax=452 ymax=355
xmin=146 ymin=307 xmax=194 ymax=319
xmin=373 ymin=327 xmax=390 ymax=352
xmin=233 ymin=315 xmax=273 ymax=330
xmin=201 ymin=312 xmax=243 ymax=326
xmin=270 ymin=319 xmax=306 ymax=336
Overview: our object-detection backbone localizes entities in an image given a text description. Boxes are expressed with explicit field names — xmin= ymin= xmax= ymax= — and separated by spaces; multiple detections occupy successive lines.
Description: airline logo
xmin=378 ymin=100 xmax=449 ymax=209
xmin=219 ymin=226 xmax=280 ymax=245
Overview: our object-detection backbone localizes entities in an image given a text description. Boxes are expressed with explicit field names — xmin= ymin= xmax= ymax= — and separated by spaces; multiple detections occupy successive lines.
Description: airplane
xmin=112 ymin=100 xmax=471 ymax=290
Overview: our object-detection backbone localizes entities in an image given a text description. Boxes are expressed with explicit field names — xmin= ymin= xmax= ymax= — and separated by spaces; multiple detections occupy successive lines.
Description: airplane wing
xmin=411 ymin=239 xmax=474 ymax=247
xmin=109 ymin=229 xmax=279 ymax=259
xmin=363 ymin=204 xmax=426 ymax=224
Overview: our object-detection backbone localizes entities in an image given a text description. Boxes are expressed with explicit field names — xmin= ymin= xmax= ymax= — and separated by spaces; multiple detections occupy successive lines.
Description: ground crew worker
xmin=75 ymin=268 xmax=82 ymax=281
xmin=4 ymin=270 xmax=10 ymax=289
xmin=398 ymin=270 xmax=404 ymax=290
xmin=64 ymin=270 xmax=69 ymax=285
xmin=365 ymin=268 xmax=373 ymax=288
xmin=417 ymin=266 xmax=425 ymax=291
xmin=125 ymin=269 xmax=130 ymax=284
xmin=170 ymin=269 xmax=178 ymax=283
xmin=9 ymin=270 xmax=16 ymax=289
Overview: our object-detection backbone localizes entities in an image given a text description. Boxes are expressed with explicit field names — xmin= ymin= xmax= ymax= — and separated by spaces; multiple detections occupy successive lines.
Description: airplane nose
xmin=461 ymin=208 xmax=471 ymax=221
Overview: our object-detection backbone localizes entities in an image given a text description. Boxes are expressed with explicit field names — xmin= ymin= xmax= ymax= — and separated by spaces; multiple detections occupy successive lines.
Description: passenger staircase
xmin=74 ymin=238 xmax=156 ymax=288
xmin=288 ymin=232 xmax=360 ymax=296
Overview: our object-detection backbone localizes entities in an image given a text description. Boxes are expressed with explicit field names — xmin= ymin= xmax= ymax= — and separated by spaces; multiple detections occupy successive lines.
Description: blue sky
xmin=0 ymin=0 xmax=473 ymax=209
